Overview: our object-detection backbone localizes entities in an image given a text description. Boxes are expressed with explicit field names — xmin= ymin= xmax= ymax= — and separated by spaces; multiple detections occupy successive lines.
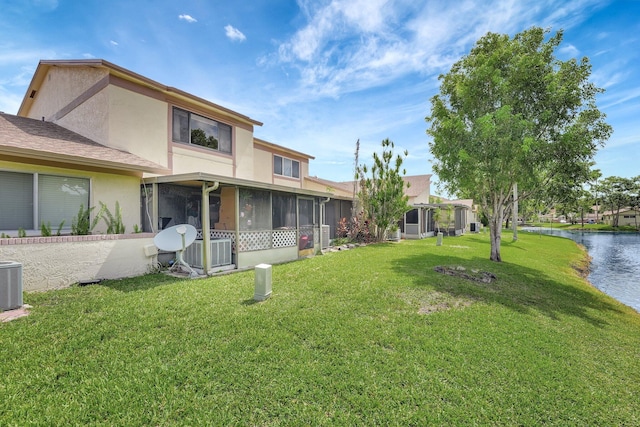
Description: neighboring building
xmin=407 ymin=196 xmax=478 ymax=238
xmin=602 ymin=208 xmax=639 ymax=227
xmin=308 ymin=174 xmax=476 ymax=240
xmin=3 ymin=59 xmax=333 ymax=278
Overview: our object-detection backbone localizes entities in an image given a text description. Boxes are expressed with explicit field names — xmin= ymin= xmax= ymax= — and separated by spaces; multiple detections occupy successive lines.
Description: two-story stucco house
xmin=1 ymin=59 xmax=335 ymax=286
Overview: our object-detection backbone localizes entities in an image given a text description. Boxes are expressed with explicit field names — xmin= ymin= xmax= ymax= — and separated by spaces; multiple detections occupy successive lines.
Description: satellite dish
xmin=154 ymin=224 xmax=198 ymax=277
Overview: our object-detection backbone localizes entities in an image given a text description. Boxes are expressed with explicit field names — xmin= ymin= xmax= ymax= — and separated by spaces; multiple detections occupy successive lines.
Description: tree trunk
xmin=512 ymin=182 xmax=518 ymax=241
xmin=489 ymin=207 xmax=504 ymax=262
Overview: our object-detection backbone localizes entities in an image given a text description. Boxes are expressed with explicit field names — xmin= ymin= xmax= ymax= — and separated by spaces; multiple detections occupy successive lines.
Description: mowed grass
xmin=2 ymin=231 xmax=640 ymax=425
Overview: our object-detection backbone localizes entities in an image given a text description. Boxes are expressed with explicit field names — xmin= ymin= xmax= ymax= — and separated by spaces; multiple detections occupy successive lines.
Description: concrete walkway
xmin=0 ymin=306 xmax=30 ymax=322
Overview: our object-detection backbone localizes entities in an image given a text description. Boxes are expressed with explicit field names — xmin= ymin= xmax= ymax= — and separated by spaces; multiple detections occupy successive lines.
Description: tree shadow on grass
xmin=391 ymin=252 xmax=623 ymax=327
xmin=100 ymin=273 xmax=190 ymax=293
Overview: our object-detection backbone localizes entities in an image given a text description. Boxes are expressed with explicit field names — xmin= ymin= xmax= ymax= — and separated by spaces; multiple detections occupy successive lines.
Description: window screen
xmin=298 ymin=198 xmax=314 ymax=227
xmin=0 ymin=171 xmax=34 ymax=229
xmin=239 ymin=189 xmax=271 ymax=230
xmin=272 ymin=193 xmax=296 ymax=229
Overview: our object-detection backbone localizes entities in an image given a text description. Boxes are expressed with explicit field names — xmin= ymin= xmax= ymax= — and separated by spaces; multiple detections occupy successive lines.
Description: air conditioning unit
xmin=184 ymin=239 xmax=232 ymax=269
xmin=0 ymin=261 xmax=23 ymax=311
xmin=321 ymin=225 xmax=330 ymax=249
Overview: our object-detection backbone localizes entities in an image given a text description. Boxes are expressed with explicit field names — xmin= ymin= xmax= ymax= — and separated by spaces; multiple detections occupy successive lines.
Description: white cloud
xmin=601 ymin=86 xmax=640 ymax=110
xmin=179 ymin=14 xmax=197 ymax=23
xmin=0 ymin=86 xmax=24 ymax=114
xmin=225 ymin=25 xmax=246 ymax=42
xmin=110 ymin=40 xmax=118 ymax=46
xmin=271 ymin=0 xmax=609 ymax=104
xmin=32 ymin=0 xmax=58 ymax=12
xmin=559 ymin=44 xmax=580 ymax=57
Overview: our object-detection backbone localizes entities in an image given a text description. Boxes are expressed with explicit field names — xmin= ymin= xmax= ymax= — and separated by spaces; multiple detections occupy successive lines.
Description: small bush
xmin=100 ymin=201 xmax=125 ymax=234
xmin=71 ymin=204 xmax=102 ymax=235
xmin=337 ymin=213 xmax=373 ymax=244
xmin=40 ymin=222 xmax=52 ymax=237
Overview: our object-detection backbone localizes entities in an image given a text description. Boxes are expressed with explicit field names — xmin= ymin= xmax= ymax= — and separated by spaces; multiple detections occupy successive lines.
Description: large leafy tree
xmin=356 ymin=139 xmax=411 ymax=241
xmin=426 ymin=27 xmax=611 ymax=261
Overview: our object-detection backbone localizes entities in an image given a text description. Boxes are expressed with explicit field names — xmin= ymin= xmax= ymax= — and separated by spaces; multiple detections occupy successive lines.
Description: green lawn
xmin=2 ymin=232 xmax=640 ymax=425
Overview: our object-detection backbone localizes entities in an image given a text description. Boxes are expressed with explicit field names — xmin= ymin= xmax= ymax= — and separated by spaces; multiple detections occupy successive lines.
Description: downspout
xmin=235 ymin=186 xmax=240 ymax=267
xmin=202 ymin=181 xmax=220 ymax=275
xmin=320 ymin=196 xmax=330 ymax=250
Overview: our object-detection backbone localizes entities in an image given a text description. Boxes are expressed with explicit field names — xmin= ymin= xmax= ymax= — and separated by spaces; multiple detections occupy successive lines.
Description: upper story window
xmin=274 ymin=155 xmax=300 ymax=179
xmin=172 ymin=107 xmax=232 ymax=154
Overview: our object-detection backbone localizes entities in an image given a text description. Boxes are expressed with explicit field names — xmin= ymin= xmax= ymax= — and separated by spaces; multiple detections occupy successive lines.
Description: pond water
xmin=522 ymin=228 xmax=640 ymax=313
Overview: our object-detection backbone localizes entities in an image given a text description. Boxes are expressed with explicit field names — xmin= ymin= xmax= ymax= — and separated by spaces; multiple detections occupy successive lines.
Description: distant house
xmin=308 ymin=174 xmax=477 ymax=240
xmin=406 ymin=196 xmax=478 ymax=238
xmin=601 ymin=208 xmax=639 ymax=227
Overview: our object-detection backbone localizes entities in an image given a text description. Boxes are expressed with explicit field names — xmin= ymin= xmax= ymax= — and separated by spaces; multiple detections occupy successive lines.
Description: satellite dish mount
xmin=153 ymin=224 xmax=198 ymax=278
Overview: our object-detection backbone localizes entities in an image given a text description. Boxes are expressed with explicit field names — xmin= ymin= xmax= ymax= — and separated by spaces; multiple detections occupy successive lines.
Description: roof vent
xmin=29 ymin=90 xmax=37 ymax=98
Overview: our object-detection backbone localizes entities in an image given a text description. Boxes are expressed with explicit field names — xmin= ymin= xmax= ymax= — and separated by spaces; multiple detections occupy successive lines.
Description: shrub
xmin=100 ymin=201 xmax=125 ymax=234
xmin=71 ymin=204 xmax=102 ymax=235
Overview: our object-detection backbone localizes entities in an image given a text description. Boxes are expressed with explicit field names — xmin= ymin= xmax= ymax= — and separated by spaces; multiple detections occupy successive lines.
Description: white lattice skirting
xmin=197 ymin=229 xmax=300 ymax=252
xmin=237 ymin=229 xmax=297 ymax=252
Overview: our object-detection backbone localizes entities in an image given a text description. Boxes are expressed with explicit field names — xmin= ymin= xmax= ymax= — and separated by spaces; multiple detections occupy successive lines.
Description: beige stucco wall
xmin=253 ymin=148 xmax=273 ymax=183
xmin=171 ymin=144 xmax=234 ymax=176
xmin=26 ymin=67 xmax=108 ymax=122
xmin=234 ymin=127 xmax=255 ymax=180
xmin=0 ymin=160 xmax=142 ymax=233
xmin=413 ymin=188 xmax=431 ymax=204
xmin=107 ymin=85 xmax=169 ymax=167
xmin=0 ymin=235 xmax=157 ymax=291
xmin=56 ymin=90 xmax=110 ymax=146
xmin=273 ymin=176 xmax=302 ymax=188
xmin=237 ymin=246 xmax=298 ymax=269
xmin=301 ymin=162 xmax=310 ymax=181
xmin=91 ymin=173 xmax=143 ymax=234
xmin=604 ymin=212 xmax=639 ymax=227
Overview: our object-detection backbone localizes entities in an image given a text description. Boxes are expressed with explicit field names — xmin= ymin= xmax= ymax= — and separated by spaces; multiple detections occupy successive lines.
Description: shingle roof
xmin=0 ymin=113 xmax=167 ymax=173
xmin=306 ymin=174 xmax=432 ymax=200
xmin=401 ymin=174 xmax=432 ymax=199
xmin=306 ymin=176 xmax=354 ymax=193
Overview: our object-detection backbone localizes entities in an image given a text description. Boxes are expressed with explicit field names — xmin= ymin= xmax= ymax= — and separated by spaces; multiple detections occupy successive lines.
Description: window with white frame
xmin=172 ymin=107 xmax=232 ymax=154
xmin=0 ymin=171 xmax=89 ymax=231
xmin=273 ymin=155 xmax=300 ymax=179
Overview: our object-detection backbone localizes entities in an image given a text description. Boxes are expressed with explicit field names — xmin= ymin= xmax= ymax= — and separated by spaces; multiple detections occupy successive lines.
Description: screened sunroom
xmin=141 ymin=173 xmax=332 ymax=272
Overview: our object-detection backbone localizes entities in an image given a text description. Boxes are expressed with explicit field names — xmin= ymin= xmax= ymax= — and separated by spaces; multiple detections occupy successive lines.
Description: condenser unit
xmin=0 ymin=261 xmax=23 ymax=311
xmin=321 ymin=225 xmax=330 ymax=249
xmin=184 ymin=239 xmax=232 ymax=269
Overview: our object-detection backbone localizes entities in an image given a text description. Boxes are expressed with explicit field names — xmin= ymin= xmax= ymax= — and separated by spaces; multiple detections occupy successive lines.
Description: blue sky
xmin=1 ymin=0 xmax=638 ymax=187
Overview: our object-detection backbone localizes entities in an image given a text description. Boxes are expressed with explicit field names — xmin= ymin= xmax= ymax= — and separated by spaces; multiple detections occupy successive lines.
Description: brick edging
xmin=0 ymin=233 xmax=155 ymax=246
